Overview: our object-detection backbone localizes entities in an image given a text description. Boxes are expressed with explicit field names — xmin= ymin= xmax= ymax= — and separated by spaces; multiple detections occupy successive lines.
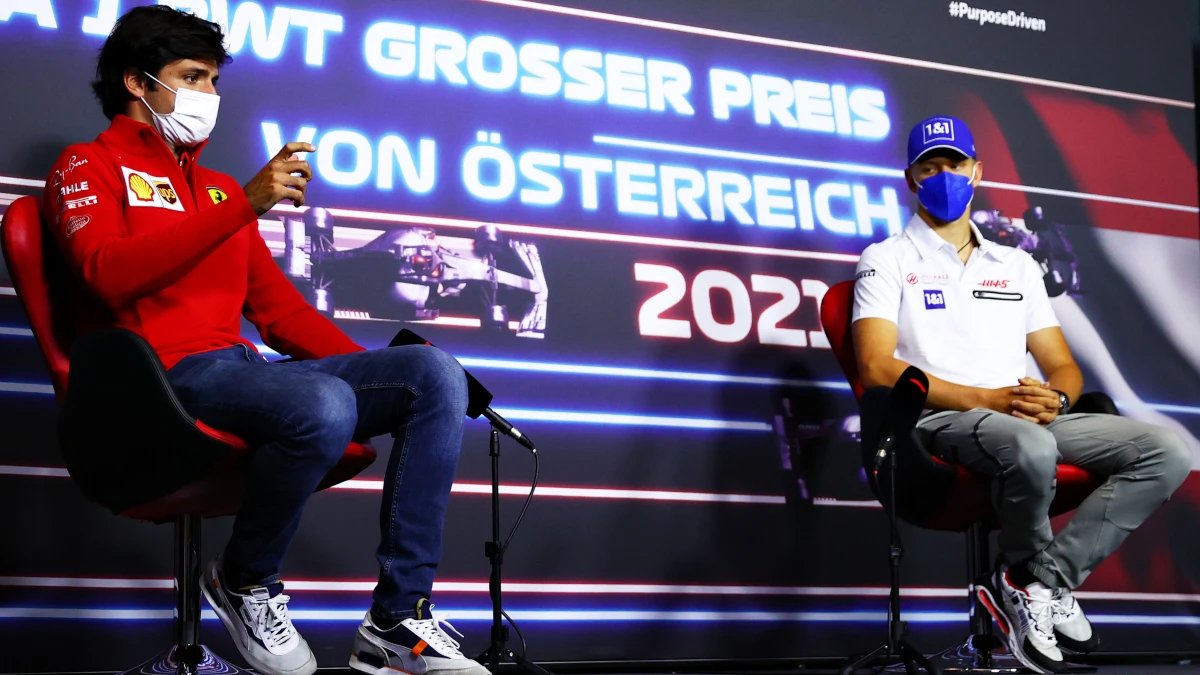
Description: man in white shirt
xmin=852 ymin=116 xmax=1190 ymax=674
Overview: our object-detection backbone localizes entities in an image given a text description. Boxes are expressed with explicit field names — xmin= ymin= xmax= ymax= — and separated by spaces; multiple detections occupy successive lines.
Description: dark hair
xmin=91 ymin=5 xmax=231 ymax=120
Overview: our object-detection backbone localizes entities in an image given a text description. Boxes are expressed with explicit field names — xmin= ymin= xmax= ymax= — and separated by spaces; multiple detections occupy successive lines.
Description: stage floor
xmin=350 ymin=665 xmax=1199 ymax=675
xmin=532 ymin=664 xmax=1200 ymax=675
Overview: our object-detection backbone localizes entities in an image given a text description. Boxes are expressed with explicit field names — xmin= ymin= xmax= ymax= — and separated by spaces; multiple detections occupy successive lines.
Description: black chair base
xmin=866 ymin=635 xmax=1017 ymax=674
xmin=876 ymin=635 xmax=1098 ymax=674
xmin=118 ymin=644 xmax=249 ymax=675
xmin=116 ymin=515 xmax=251 ymax=675
xmin=919 ymin=634 xmax=1022 ymax=673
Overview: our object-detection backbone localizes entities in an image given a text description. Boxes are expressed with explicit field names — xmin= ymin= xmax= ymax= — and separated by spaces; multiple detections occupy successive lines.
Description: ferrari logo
xmin=207 ymin=186 xmax=228 ymax=204
xmin=155 ymin=182 xmax=178 ymax=205
xmin=128 ymin=173 xmax=155 ymax=202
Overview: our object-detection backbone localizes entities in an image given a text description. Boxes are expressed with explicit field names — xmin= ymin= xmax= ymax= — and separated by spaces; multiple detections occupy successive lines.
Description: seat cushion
xmin=915 ymin=458 xmax=1104 ymax=531
xmin=118 ymin=430 xmax=376 ymax=523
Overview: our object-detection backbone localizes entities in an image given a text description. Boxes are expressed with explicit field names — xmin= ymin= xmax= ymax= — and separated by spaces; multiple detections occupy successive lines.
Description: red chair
xmin=1 ymin=195 xmax=377 ymax=675
xmin=821 ymin=279 xmax=1105 ymax=671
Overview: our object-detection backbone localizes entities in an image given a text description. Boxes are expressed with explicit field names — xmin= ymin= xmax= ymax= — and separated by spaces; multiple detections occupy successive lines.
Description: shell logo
xmin=129 ymin=173 xmax=155 ymax=201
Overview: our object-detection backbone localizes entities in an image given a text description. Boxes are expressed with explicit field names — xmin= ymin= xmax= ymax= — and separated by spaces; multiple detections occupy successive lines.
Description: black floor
xmin=313 ymin=663 xmax=1200 ymax=675
xmin=1081 ymin=669 xmax=1200 ymax=675
xmin=525 ymin=661 xmax=1200 ymax=675
xmin=15 ymin=666 xmax=1200 ymax=675
xmin=540 ymin=662 xmax=1200 ymax=672
xmin=14 ymin=653 xmax=1200 ymax=675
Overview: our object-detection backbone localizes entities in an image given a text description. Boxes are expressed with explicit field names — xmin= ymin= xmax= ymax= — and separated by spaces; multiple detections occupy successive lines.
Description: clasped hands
xmin=989 ymin=377 xmax=1062 ymax=426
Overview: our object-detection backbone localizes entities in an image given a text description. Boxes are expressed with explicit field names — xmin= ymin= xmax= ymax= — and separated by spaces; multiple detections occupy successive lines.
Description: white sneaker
xmin=350 ymin=601 xmax=490 ymax=675
xmin=1052 ymin=587 xmax=1100 ymax=653
xmin=200 ymin=557 xmax=317 ymax=675
xmin=977 ymin=566 xmax=1065 ymax=674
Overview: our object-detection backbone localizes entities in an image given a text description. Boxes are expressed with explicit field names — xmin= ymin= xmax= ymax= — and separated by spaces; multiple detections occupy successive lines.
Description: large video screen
xmin=0 ymin=1 xmax=1198 ymax=670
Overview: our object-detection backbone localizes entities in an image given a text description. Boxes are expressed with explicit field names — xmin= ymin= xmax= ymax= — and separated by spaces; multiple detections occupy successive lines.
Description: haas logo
xmin=979 ymin=279 xmax=1010 ymax=289
xmin=129 ymin=173 xmax=155 ymax=201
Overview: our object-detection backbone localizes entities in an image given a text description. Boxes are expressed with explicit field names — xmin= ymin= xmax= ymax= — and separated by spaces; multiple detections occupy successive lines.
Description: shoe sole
xmin=1056 ymin=630 xmax=1101 ymax=655
xmin=349 ymin=653 xmax=416 ymax=675
xmin=350 ymin=628 xmax=490 ymax=675
xmin=350 ymin=654 xmax=490 ymax=675
xmin=200 ymin=568 xmax=318 ymax=675
xmin=977 ymin=584 xmax=1052 ymax=674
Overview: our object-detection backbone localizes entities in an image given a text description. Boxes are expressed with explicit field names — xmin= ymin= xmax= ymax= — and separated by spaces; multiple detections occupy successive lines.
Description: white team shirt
xmin=852 ymin=214 xmax=1059 ymax=389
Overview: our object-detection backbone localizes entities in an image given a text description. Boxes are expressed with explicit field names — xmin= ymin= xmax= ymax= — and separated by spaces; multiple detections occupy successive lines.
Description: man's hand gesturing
xmin=243 ymin=142 xmax=316 ymax=216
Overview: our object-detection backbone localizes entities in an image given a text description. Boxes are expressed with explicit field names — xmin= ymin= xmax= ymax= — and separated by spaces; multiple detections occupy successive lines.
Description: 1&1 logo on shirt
xmin=923 ymin=289 xmax=947 ymax=310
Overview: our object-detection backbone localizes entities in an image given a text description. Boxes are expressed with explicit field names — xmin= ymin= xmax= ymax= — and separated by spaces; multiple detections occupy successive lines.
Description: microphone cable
xmin=488 ymin=441 xmax=540 ymax=660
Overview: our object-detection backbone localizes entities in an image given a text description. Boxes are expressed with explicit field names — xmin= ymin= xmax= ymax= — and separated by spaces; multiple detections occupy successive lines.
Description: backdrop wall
xmin=1 ymin=1 xmax=1199 ymax=671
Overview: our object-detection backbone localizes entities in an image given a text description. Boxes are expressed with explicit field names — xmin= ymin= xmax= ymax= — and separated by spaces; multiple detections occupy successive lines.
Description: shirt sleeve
xmin=242 ymin=225 xmax=365 ymax=360
xmin=852 ymin=243 xmax=902 ymax=324
xmin=1024 ymin=253 xmax=1060 ymax=334
xmin=44 ymin=146 xmax=259 ymax=308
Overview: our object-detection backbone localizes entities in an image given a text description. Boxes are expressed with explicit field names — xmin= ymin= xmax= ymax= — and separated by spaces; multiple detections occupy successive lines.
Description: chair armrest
xmin=1070 ymin=391 xmax=1119 ymax=416
xmin=59 ymin=328 xmax=234 ymax=514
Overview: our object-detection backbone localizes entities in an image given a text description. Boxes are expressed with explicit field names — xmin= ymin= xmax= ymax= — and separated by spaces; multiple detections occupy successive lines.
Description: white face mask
xmin=140 ymin=72 xmax=220 ymax=147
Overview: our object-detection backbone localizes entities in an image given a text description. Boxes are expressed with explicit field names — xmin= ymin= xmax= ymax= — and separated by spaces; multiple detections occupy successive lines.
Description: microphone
xmin=874 ymin=367 xmax=930 ymax=471
xmin=389 ymin=329 xmax=537 ymax=453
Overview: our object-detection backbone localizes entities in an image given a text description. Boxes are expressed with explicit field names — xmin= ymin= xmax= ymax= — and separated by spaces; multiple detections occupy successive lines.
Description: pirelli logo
xmin=63 ymin=195 xmax=98 ymax=210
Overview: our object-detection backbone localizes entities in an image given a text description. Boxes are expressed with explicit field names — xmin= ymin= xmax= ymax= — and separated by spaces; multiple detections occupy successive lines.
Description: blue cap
xmin=907 ymin=116 xmax=976 ymax=166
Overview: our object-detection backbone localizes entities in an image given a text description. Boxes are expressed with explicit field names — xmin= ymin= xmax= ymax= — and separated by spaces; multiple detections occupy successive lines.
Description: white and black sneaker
xmin=1052 ymin=587 xmax=1100 ymax=654
xmin=200 ymin=557 xmax=317 ymax=675
xmin=350 ymin=599 xmax=490 ymax=675
xmin=977 ymin=566 xmax=1065 ymax=674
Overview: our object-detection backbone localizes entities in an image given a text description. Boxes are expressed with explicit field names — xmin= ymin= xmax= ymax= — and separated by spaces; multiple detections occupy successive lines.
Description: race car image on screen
xmin=971 ymin=205 xmax=1082 ymax=297
xmin=278 ymin=208 xmax=548 ymax=338
xmin=773 ymin=401 xmax=873 ymax=508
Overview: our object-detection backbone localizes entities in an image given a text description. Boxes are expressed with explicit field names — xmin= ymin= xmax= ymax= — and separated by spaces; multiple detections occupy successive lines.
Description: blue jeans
xmin=167 ymin=344 xmax=468 ymax=619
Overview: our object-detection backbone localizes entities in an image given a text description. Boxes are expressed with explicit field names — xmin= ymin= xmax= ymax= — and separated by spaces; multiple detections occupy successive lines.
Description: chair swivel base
xmin=882 ymin=634 xmax=1097 ymax=674
xmin=886 ymin=634 xmax=1022 ymax=673
xmin=118 ymin=644 xmax=250 ymax=675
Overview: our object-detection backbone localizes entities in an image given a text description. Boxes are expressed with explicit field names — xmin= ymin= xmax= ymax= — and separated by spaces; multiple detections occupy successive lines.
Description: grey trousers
xmin=915 ymin=410 xmax=1191 ymax=589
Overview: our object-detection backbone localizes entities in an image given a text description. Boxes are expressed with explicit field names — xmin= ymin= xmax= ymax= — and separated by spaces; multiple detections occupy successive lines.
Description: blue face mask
xmin=916 ymin=165 xmax=977 ymax=222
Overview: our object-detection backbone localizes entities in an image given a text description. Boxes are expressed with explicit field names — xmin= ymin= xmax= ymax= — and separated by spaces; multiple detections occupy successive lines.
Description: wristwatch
xmin=1052 ymin=389 xmax=1070 ymax=415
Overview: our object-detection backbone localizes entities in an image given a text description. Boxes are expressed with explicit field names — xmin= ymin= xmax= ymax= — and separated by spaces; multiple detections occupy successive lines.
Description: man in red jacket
xmin=44 ymin=7 xmax=487 ymax=675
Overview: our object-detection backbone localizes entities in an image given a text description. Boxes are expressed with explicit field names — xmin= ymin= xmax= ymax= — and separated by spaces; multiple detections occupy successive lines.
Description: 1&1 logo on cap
xmin=923 ymin=117 xmax=955 ymax=143
xmin=923 ymin=289 xmax=946 ymax=310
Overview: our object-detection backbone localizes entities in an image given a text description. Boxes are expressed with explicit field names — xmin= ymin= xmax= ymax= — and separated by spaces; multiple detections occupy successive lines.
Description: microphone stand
xmin=840 ymin=433 xmax=939 ymax=675
xmin=387 ymin=329 xmax=549 ymax=673
xmin=474 ymin=429 xmax=552 ymax=675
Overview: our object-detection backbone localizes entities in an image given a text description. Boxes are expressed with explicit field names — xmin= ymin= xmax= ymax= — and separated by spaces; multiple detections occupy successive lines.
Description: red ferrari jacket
xmin=43 ymin=114 xmax=363 ymax=369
